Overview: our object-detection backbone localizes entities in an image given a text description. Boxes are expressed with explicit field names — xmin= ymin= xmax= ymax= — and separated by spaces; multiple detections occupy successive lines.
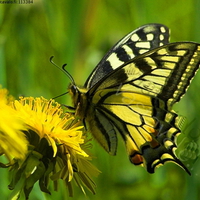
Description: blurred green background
xmin=0 ymin=0 xmax=200 ymax=199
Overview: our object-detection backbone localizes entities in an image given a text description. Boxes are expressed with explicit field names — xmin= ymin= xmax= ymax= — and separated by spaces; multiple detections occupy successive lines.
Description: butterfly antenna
xmin=50 ymin=56 xmax=76 ymax=85
xmin=52 ymin=91 xmax=69 ymax=99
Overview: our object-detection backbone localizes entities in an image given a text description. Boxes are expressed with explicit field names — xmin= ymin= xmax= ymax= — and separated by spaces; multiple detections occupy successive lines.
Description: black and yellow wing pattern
xmin=85 ymin=23 xmax=170 ymax=88
xmin=69 ymin=24 xmax=200 ymax=174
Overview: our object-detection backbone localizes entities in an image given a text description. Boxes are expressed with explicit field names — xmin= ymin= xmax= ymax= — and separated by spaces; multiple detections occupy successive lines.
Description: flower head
xmin=0 ymin=89 xmax=100 ymax=199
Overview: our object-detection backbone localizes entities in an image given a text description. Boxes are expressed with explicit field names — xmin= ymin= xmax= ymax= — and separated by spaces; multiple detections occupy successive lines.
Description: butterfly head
xmin=68 ymin=82 xmax=89 ymax=119
xmin=68 ymin=83 xmax=80 ymax=107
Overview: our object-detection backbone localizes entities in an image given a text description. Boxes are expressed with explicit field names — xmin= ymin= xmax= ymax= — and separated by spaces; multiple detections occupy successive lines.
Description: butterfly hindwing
xmin=85 ymin=24 xmax=170 ymax=88
xmin=88 ymin=90 xmax=187 ymax=173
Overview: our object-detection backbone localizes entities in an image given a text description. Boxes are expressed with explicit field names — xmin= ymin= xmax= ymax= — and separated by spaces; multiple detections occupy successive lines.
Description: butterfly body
xmin=68 ymin=24 xmax=200 ymax=173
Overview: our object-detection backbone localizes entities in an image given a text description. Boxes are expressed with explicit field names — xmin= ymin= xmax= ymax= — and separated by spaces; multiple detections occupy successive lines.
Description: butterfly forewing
xmin=91 ymin=42 xmax=200 ymax=106
xmin=85 ymin=24 xmax=170 ymax=88
xmin=86 ymin=42 xmax=200 ymax=173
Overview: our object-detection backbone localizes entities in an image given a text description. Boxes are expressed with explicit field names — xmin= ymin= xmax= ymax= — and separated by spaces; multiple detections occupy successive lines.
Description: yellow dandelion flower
xmin=7 ymin=96 xmax=100 ymax=200
xmin=12 ymin=97 xmax=88 ymax=158
xmin=0 ymin=88 xmax=28 ymax=162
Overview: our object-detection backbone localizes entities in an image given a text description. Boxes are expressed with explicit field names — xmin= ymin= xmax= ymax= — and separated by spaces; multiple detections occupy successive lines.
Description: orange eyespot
xmin=129 ymin=153 xmax=143 ymax=165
